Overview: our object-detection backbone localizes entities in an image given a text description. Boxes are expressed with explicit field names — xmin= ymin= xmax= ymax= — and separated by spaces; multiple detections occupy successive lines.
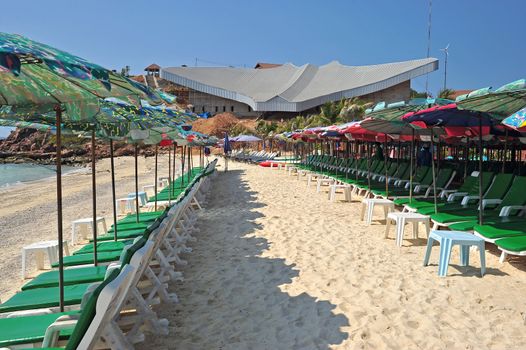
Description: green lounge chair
xmin=417 ymin=172 xmax=508 ymax=217
xmin=0 ymin=239 xmax=146 ymax=314
xmin=401 ymin=173 xmax=484 ymax=212
xmin=495 ymin=235 xmax=526 ymax=262
xmin=0 ymin=266 xmax=135 ymax=349
xmin=430 ymin=176 xmax=526 ymax=228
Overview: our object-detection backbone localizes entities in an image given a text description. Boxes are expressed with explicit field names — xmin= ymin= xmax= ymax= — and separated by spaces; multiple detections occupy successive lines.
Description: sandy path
xmin=0 ymin=154 xmax=178 ymax=299
xmin=140 ymin=160 xmax=526 ymax=350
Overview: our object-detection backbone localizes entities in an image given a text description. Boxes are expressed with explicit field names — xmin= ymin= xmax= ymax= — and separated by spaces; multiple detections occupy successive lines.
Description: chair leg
xmin=499 ymin=251 xmax=507 ymax=264
xmin=385 ymin=217 xmax=391 ymax=238
xmin=360 ymin=203 xmax=366 ymax=221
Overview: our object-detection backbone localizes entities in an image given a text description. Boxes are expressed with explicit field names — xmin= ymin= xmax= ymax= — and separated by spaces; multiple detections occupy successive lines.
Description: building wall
xmin=188 ymin=90 xmax=261 ymax=117
xmin=186 ymin=80 xmax=411 ymax=117
xmin=360 ymin=80 xmax=411 ymax=105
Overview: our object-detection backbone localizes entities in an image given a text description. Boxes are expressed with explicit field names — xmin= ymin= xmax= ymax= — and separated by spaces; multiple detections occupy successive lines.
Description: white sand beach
xmin=0 ymin=154 xmax=175 ymax=299
xmin=136 ymin=160 xmax=526 ymax=350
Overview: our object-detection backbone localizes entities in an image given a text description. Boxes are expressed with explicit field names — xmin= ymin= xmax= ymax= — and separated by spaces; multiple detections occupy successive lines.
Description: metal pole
xmin=134 ymin=144 xmax=140 ymax=223
xmin=384 ymin=135 xmax=389 ymax=197
xmin=91 ymin=130 xmax=98 ymax=266
xmin=154 ymin=145 xmax=158 ymax=212
xmin=110 ymin=140 xmax=118 ymax=241
xmin=187 ymin=146 xmax=191 ymax=183
xmin=168 ymin=144 xmax=172 ymax=205
xmin=54 ymin=106 xmax=65 ymax=312
xmin=367 ymin=142 xmax=372 ymax=193
xmin=478 ymin=116 xmax=484 ymax=225
xmin=172 ymin=143 xmax=176 ymax=198
xmin=464 ymin=143 xmax=469 ymax=179
xmin=502 ymin=129 xmax=508 ymax=173
xmin=409 ymin=128 xmax=415 ymax=202
xmin=181 ymin=146 xmax=186 ymax=184
xmin=430 ymin=129 xmax=438 ymax=214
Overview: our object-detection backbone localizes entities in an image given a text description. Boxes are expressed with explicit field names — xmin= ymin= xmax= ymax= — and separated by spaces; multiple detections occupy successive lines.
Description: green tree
xmin=438 ymin=88 xmax=456 ymax=99
xmin=410 ymin=89 xmax=428 ymax=98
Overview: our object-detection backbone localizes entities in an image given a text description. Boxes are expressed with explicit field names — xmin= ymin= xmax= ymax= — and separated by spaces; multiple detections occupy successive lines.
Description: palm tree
xmin=438 ymin=88 xmax=456 ymax=100
xmin=338 ymin=98 xmax=373 ymax=122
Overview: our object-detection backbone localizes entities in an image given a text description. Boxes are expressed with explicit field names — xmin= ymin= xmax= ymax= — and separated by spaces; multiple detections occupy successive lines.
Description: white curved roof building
xmin=161 ymin=58 xmax=438 ymax=114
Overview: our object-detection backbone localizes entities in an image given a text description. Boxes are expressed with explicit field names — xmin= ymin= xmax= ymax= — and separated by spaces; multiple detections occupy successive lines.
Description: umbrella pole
xmin=91 ymin=130 xmax=98 ymax=266
xmin=409 ymin=129 xmax=415 ymax=202
xmin=355 ymin=141 xmax=359 ymax=182
xmin=154 ymin=145 xmax=158 ymax=212
xmin=367 ymin=142 xmax=372 ymax=195
xmin=181 ymin=146 xmax=185 ymax=185
xmin=134 ymin=144 xmax=140 ymax=223
xmin=384 ymin=134 xmax=389 ymax=197
xmin=172 ymin=143 xmax=176 ymax=197
xmin=430 ymin=129 xmax=438 ymax=214
xmin=168 ymin=145 xmax=172 ymax=205
xmin=187 ymin=147 xmax=191 ymax=183
xmin=397 ymin=140 xmax=401 ymax=172
xmin=110 ymin=140 xmax=118 ymax=241
xmin=502 ymin=129 xmax=508 ymax=173
xmin=464 ymin=143 xmax=469 ymax=179
xmin=55 ymin=106 xmax=65 ymax=312
xmin=478 ymin=117 xmax=484 ymax=225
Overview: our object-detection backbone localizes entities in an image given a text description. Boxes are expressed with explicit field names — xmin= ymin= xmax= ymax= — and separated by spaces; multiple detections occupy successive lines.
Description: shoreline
xmin=0 ymin=164 xmax=87 ymax=189
xmin=0 ymin=154 xmax=177 ymax=299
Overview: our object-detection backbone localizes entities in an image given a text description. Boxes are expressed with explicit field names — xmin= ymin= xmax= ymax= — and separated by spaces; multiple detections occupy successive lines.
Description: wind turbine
xmin=440 ymin=44 xmax=450 ymax=91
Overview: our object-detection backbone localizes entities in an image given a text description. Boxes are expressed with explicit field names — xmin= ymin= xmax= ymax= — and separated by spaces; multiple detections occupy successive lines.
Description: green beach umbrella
xmin=457 ymin=79 xmax=526 ymax=118
xmin=0 ymin=32 xmax=170 ymax=311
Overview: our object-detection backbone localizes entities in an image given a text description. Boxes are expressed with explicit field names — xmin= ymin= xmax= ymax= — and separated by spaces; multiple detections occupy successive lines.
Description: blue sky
xmin=1 ymin=0 xmax=524 ymax=137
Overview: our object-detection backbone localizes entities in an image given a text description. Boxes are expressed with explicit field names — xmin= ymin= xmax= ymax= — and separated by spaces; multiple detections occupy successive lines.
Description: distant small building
xmin=145 ymin=63 xmax=161 ymax=77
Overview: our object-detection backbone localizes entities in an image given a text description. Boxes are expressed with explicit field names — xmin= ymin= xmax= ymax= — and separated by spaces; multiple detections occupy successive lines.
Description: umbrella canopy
xmin=403 ymin=104 xmax=494 ymax=137
xmin=234 ymin=134 xmax=262 ymax=142
xmin=365 ymin=98 xmax=453 ymax=121
xmin=456 ymin=79 xmax=526 ymax=118
xmin=501 ymin=107 xmax=526 ymax=132
xmin=0 ymin=32 xmax=166 ymax=123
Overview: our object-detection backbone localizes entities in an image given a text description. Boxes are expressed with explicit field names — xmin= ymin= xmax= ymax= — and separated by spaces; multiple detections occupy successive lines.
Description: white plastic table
xmin=385 ymin=212 xmax=430 ymax=247
xmin=116 ymin=197 xmax=136 ymax=216
xmin=328 ymin=183 xmax=352 ymax=202
xmin=128 ymin=191 xmax=148 ymax=206
xmin=71 ymin=217 xmax=107 ymax=245
xmin=360 ymin=198 xmax=395 ymax=225
xmin=21 ymin=240 xmax=69 ymax=279
xmin=143 ymin=184 xmax=156 ymax=198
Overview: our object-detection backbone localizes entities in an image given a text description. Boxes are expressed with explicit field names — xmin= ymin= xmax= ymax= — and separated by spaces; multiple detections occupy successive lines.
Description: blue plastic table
xmin=424 ymin=230 xmax=486 ymax=277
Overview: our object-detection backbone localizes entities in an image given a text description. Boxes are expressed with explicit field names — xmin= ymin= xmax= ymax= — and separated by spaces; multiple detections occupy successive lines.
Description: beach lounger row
xmin=229 ymin=149 xmax=277 ymax=163
xmin=0 ymin=159 xmax=218 ymax=349
xmin=275 ymin=154 xmax=526 ymax=263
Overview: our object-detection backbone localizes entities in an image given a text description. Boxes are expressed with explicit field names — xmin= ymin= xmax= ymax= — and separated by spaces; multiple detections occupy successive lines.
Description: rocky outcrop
xmin=0 ymin=129 xmax=159 ymax=165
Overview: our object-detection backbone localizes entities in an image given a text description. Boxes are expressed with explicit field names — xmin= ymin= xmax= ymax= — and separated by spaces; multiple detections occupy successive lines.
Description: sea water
xmin=0 ymin=163 xmax=78 ymax=187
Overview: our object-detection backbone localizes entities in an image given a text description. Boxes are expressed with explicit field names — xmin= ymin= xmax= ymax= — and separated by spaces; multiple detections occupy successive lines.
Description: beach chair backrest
xmin=497 ymin=176 xmax=526 ymax=209
xmin=435 ymin=168 xmax=454 ymax=188
xmin=128 ymin=241 xmax=156 ymax=288
xmin=414 ymin=166 xmax=430 ymax=182
xmin=469 ymin=172 xmax=494 ymax=195
xmin=71 ymin=265 xmax=136 ymax=350
xmin=484 ymin=173 xmax=514 ymax=199
xmin=119 ymin=238 xmax=147 ymax=265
